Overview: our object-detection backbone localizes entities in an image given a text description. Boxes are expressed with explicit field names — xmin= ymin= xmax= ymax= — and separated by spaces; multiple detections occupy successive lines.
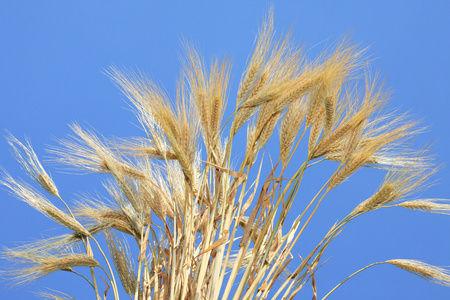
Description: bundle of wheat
xmin=2 ymin=10 xmax=448 ymax=300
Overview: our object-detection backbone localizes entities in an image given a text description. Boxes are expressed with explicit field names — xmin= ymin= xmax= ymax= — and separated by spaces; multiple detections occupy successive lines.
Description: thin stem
xmin=89 ymin=264 xmax=101 ymax=300
xmin=305 ymin=157 xmax=327 ymax=169
xmin=322 ymin=262 xmax=386 ymax=300
xmin=56 ymin=195 xmax=76 ymax=220
xmin=58 ymin=195 xmax=100 ymax=300
xmin=134 ymin=231 xmax=145 ymax=300
xmin=91 ymin=236 xmax=120 ymax=300
xmin=68 ymin=269 xmax=95 ymax=290
xmin=284 ymin=127 xmax=308 ymax=169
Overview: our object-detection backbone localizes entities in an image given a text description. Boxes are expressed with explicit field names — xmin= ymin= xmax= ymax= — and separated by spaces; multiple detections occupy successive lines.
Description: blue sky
xmin=1 ymin=2 xmax=449 ymax=299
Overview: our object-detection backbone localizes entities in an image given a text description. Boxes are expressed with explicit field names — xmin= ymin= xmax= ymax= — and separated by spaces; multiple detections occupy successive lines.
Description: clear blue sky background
xmin=1 ymin=2 xmax=449 ymax=299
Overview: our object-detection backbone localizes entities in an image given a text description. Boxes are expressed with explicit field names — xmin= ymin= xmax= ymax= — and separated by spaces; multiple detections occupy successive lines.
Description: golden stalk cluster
xmin=1 ymin=10 xmax=448 ymax=300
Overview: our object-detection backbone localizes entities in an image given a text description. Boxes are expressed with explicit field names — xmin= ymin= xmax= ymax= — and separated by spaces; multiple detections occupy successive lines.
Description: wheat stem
xmin=322 ymin=262 xmax=385 ymax=300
